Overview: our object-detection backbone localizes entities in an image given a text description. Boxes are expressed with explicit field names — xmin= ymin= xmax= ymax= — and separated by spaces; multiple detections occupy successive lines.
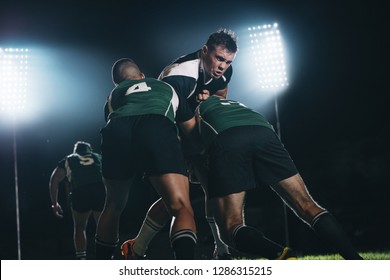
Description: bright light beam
xmin=0 ymin=47 xmax=29 ymax=260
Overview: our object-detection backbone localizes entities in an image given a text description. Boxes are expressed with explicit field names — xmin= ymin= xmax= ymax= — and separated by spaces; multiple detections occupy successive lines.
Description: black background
xmin=1 ymin=0 xmax=389 ymax=259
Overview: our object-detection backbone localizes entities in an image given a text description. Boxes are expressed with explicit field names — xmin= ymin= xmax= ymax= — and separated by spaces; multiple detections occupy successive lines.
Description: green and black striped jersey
xmin=196 ymin=96 xmax=274 ymax=149
xmin=158 ymin=50 xmax=233 ymax=120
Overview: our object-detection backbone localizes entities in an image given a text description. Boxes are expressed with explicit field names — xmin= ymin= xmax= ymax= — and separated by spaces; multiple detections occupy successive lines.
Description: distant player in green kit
xmin=49 ymin=141 xmax=105 ymax=259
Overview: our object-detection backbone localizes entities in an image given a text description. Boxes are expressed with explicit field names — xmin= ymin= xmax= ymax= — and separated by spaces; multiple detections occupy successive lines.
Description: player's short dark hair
xmin=74 ymin=141 xmax=92 ymax=155
xmin=206 ymin=28 xmax=238 ymax=53
xmin=112 ymin=58 xmax=141 ymax=84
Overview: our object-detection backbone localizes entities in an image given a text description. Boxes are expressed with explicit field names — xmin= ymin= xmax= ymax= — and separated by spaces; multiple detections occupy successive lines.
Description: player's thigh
xmin=103 ymin=178 xmax=133 ymax=211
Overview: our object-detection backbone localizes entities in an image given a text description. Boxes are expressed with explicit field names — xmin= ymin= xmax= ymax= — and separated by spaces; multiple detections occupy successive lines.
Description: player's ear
xmin=202 ymin=45 xmax=208 ymax=54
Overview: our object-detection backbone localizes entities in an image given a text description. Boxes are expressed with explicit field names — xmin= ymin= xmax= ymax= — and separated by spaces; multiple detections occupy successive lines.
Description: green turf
xmin=236 ymin=251 xmax=390 ymax=260
xmin=299 ymin=251 xmax=390 ymax=260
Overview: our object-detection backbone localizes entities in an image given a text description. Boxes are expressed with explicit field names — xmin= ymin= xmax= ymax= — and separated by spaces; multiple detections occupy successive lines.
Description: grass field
xmin=300 ymin=251 xmax=390 ymax=260
xmin=235 ymin=251 xmax=390 ymax=260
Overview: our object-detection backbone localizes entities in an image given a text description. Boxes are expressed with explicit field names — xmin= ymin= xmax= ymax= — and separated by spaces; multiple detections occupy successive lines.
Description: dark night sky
xmin=1 ymin=0 xmax=389 ymax=259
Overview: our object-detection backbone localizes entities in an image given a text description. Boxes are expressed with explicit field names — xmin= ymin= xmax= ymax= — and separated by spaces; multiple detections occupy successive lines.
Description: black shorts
xmin=101 ymin=115 xmax=188 ymax=180
xmin=71 ymin=182 xmax=106 ymax=212
xmin=207 ymin=126 xmax=298 ymax=199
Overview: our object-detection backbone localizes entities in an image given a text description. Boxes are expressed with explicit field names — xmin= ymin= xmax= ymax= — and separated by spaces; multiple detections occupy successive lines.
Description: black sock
xmin=95 ymin=236 xmax=118 ymax=260
xmin=311 ymin=211 xmax=363 ymax=260
xmin=232 ymin=225 xmax=285 ymax=259
xmin=170 ymin=229 xmax=197 ymax=260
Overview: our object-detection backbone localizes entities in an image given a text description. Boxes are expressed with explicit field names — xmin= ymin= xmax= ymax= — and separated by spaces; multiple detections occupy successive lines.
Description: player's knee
xmin=167 ymin=199 xmax=194 ymax=218
xmin=74 ymin=225 xmax=87 ymax=233
xmin=102 ymin=201 xmax=126 ymax=218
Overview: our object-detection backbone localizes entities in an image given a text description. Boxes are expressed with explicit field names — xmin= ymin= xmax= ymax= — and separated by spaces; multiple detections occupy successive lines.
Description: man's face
xmin=202 ymin=45 xmax=236 ymax=79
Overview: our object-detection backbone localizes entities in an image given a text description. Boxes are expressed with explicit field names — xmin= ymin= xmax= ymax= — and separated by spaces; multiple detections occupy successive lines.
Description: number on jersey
xmin=78 ymin=155 xmax=94 ymax=166
xmin=125 ymin=82 xmax=152 ymax=95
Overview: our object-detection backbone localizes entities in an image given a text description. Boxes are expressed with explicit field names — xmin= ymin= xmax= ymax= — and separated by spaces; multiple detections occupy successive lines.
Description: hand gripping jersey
xmin=195 ymin=96 xmax=275 ymax=149
xmin=58 ymin=152 xmax=103 ymax=191
xmin=105 ymin=77 xmax=180 ymax=123
xmin=158 ymin=50 xmax=233 ymax=120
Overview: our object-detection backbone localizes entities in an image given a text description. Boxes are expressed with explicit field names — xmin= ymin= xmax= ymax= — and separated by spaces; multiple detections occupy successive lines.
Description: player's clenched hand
xmin=51 ymin=202 xmax=64 ymax=218
xmin=196 ymin=89 xmax=210 ymax=102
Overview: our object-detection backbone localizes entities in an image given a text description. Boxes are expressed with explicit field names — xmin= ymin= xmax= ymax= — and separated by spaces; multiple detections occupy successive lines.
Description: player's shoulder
xmin=66 ymin=153 xmax=78 ymax=159
xmin=173 ymin=50 xmax=199 ymax=64
xmin=143 ymin=77 xmax=177 ymax=92
xmin=159 ymin=51 xmax=200 ymax=80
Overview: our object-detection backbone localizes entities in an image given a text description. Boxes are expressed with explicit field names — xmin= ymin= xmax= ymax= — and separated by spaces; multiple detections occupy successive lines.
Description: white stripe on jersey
xmin=160 ymin=81 xmax=179 ymax=118
xmin=158 ymin=60 xmax=199 ymax=80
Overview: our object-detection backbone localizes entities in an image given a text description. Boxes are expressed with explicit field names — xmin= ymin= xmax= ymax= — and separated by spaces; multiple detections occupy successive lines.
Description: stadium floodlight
xmin=248 ymin=23 xmax=289 ymax=91
xmin=0 ymin=48 xmax=29 ymax=117
xmin=0 ymin=47 xmax=29 ymax=260
xmin=247 ymin=23 xmax=291 ymax=246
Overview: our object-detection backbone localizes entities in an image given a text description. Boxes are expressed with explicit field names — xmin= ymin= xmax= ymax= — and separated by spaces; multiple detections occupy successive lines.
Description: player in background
xmin=49 ymin=141 xmax=105 ymax=260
